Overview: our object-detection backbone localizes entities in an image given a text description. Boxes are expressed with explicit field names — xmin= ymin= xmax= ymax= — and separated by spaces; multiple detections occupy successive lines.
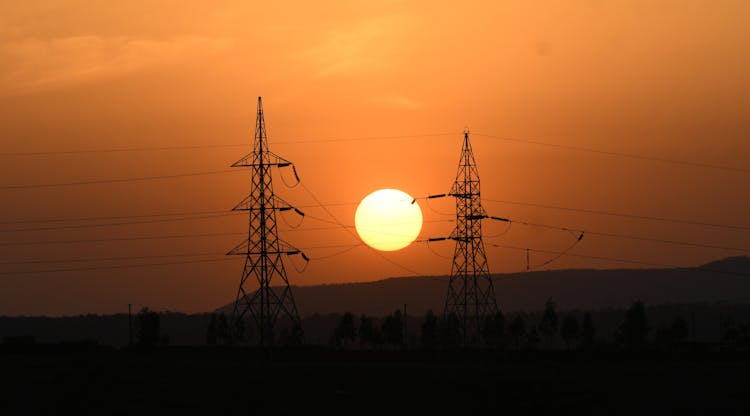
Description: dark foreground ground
xmin=2 ymin=345 xmax=749 ymax=415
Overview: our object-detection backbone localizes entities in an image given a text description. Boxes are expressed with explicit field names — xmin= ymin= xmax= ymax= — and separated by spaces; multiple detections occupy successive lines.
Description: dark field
xmin=2 ymin=346 xmax=749 ymax=415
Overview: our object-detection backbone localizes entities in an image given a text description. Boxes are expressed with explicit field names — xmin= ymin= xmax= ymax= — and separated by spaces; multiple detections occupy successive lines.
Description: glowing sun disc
xmin=355 ymin=189 xmax=423 ymax=251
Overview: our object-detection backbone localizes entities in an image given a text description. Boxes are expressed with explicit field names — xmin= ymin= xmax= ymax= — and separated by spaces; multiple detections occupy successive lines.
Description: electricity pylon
xmin=227 ymin=97 xmax=304 ymax=346
xmin=444 ymin=131 xmax=498 ymax=343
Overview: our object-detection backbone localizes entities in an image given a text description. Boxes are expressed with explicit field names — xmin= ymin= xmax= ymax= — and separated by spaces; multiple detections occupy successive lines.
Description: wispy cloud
xmin=0 ymin=35 xmax=233 ymax=94
xmin=373 ymin=94 xmax=423 ymax=110
xmin=301 ymin=17 xmax=404 ymax=78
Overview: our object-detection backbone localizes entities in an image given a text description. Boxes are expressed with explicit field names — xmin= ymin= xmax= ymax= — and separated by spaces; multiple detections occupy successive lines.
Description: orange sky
xmin=0 ymin=1 xmax=749 ymax=315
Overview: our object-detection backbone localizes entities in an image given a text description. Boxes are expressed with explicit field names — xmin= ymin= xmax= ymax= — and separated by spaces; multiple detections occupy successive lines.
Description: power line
xmin=0 ymin=144 xmax=248 ymax=156
xmin=0 ymin=209 xmax=228 ymax=225
xmin=584 ymin=229 xmax=750 ymax=254
xmin=0 ymin=257 xmax=237 ymax=276
xmin=0 ymin=252 xmax=222 ymax=266
xmin=0 ymin=212 xmax=242 ymax=233
xmin=0 ymin=133 xmax=458 ymax=157
xmin=0 ymin=202 xmax=356 ymax=226
xmin=2 ymin=130 xmax=744 ymax=178
xmin=0 ymin=169 xmax=235 ymax=191
xmin=2 ymin=194 xmax=746 ymax=234
xmin=274 ymin=132 xmax=457 ymax=145
xmin=487 ymin=242 xmax=750 ymax=278
xmin=0 ymin=242 xmax=365 ymax=276
xmin=474 ymin=132 xmax=750 ymax=174
xmin=0 ymin=191 xmax=744 ymax=258
xmin=0 ymin=219 xmax=453 ymax=246
xmin=0 ymin=202 xmax=445 ymax=236
xmin=484 ymin=198 xmax=750 ymax=231
xmin=0 ymin=242 xmax=363 ymax=266
xmin=500 ymin=218 xmax=750 ymax=254
xmin=0 ymin=231 xmax=244 ymax=246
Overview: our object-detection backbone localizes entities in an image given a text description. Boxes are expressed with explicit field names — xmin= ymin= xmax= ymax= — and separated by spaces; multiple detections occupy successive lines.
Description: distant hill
xmin=218 ymin=257 xmax=750 ymax=316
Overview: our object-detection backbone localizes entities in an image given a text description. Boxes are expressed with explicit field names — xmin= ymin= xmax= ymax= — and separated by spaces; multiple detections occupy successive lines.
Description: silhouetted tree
xmin=289 ymin=322 xmax=304 ymax=345
xmin=239 ymin=318 xmax=253 ymax=344
xmin=135 ymin=307 xmax=160 ymax=348
xmin=719 ymin=317 xmax=750 ymax=349
xmin=421 ymin=310 xmax=438 ymax=348
xmin=216 ymin=313 xmax=230 ymax=344
xmin=206 ymin=314 xmax=218 ymax=345
xmin=508 ymin=315 xmax=526 ymax=349
xmin=539 ymin=298 xmax=559 ymax=348
xmin=654 ymin=324 xmax=670 ymax=349
xmin=617 ymin=300 xmax=649 ymax=349
xmin=382 ymin=310 xmax=404 ymax=347
xmin=332 ymin=312 xmax=357 ymax=347
xmin=358 ymin=314 xmax=375 ymax=348
xmin=526 ymin=326 xmax=541 ymax=350
xmin=560 ymin=314 xmax=580 ymax=350
xmin=671 ymin=316 xmax=689 ymax=344
xmin=581 ymin=312 xmax=596 ymax=348
xmin=482 ymin=311 xmax=506 ymax=347
xmin=439 ymin=312 xmax=461 ymax=347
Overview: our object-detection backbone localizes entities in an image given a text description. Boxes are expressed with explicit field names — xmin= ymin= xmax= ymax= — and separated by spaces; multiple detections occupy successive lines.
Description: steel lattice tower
xmin=227 ymin=97 xmax=303 ymax=346
xmin=445 ymin=131 xmax=498 ymax=343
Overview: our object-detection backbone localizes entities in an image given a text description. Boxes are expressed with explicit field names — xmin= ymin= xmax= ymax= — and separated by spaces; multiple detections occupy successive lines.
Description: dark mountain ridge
xmin=219 ymin=257 xmax=750 ymax=316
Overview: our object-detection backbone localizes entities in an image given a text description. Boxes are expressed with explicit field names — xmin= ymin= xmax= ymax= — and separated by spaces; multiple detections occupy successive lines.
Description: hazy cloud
xmin=302 ymin=17 xmax=404 ymax=78
xmin=0 ymin=35 xmax=233 ymax=95
xmin=373 ymin=94 xmax=423 ymax=110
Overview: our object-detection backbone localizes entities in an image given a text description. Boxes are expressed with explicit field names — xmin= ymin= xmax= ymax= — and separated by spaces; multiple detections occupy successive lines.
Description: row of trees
xmin=327 ymin=299 xmax=699 ymax=350
xmin=327 ymin=299 xmax=598 ymax=350
xmin=146 ymin=299 xmax=750 ymax=349
xmin=331 ymin=311 xmax=405 ymax=348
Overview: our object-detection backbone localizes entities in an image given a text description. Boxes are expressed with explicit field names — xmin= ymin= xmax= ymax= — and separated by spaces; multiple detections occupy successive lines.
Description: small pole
xmin=691 ymin=311 xmax=696 ymax=341
xmin=128 ymin=304 xmax=133 ymax=347
xmin=526 ymin=248 xmax=530 ymax=271
xmin=403 ymin=303 xmax=407 ymax=349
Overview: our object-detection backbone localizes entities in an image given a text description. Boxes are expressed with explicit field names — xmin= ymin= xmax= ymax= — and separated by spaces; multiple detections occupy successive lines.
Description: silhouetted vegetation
xmin=439 ymin=312 xmax=461 ymax=347
xmin=420 ymin=309 xmax=438 ymax=348
xmin=332 ymin=312 xmax=356 ymax=347
xmin=135 ymin=307 xmax=160 ymax=348
xmin=616 ymin=300 xmax=649 ymax=349
xmin=381 ymin=309 xmax=404 ymax=348
xmin=508 ymin=314 xmax=526 ymax=349
xmin=560 ymin=314 xmax=579 ymax=349
xmin=581 ymin=312 xmax=596 ymax=348
xmin=482 ymin=311 xmax=506 ymax=348
xmin=357 ymin=314 xmax=377 ymax=348
xmin=539 ymin=298 xmax=559 ymax=348
xmin=655 ymin=316 xmax=689 ymax=350
xmin=8 ymin=299 xmax=750 ymax=353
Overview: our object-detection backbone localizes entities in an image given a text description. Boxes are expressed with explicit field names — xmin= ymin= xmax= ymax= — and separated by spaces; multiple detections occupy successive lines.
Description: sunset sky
xmin=1 ymin=1 xmax=748 ymax=315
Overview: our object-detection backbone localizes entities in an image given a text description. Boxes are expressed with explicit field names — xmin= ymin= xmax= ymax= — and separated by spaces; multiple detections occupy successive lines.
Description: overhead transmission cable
xmin=0 ymin=212 xmax=242 ymax=233
xmin=487 ymin=242 xmax=750 ymax=278
xmin=0 ymin=257 xmax=238 ymax=276
xmin=483 ymin=198 xmax=750 ymax=231
xmin=0 ymin=169 xmax=235 ymax=191
xmin=0 ymin=232 xmax=245 ymax=246
xmin=0 ymin=132 xmax=459 ymax=157
xmin=414 ymin=194 xmax=750 ymax=253
xmin=0 ymin=242 xmax=364 ymax=275
xmin=473 ymin=132 xmax=750 ymax=174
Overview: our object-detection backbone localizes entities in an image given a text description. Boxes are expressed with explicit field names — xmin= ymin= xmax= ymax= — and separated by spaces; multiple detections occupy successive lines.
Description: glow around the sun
xmin=354 ymin=189 xmax=423 ymax=251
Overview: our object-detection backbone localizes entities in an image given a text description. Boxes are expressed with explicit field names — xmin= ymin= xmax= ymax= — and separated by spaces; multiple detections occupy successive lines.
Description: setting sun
xmin=354 ymin=189 xmax=423 ymax=251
